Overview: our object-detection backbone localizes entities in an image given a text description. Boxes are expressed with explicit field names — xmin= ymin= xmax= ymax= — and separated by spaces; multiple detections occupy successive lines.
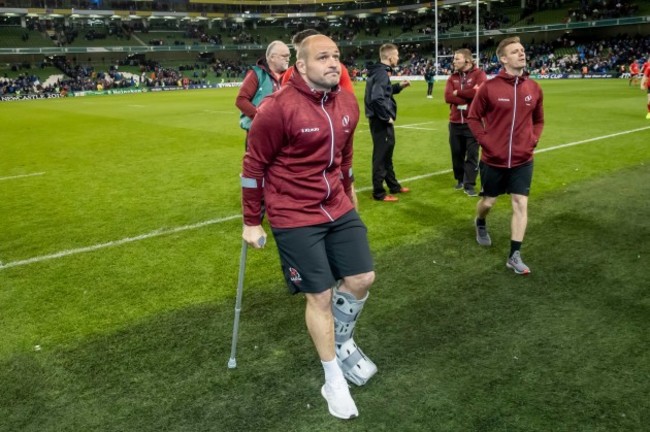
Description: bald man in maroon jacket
xmin=241 ymin=35 xmax=377 ymax=420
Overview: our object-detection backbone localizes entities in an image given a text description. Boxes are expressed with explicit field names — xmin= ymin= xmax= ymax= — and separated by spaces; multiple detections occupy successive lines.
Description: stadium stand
xmin=1 ymin=0 xmax=649 ymax=96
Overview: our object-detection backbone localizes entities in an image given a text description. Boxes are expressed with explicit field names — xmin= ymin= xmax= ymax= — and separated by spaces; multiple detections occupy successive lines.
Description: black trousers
xmin=427 ymin=82 xmax=434 ymax=95
xmin=369 ymin=117 xmax=401 ymax=199
xmin=448 ymin=122 xmax=479 ymax=187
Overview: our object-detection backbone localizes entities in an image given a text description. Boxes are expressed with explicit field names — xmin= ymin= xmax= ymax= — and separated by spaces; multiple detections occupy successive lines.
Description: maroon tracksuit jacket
xmin=467 ymin=69 xmax=544 ymax=168
xmin=444 ymin=66 xmax=487 ymax=124
xmin=241 ymin=72 xmax=359 ymax=228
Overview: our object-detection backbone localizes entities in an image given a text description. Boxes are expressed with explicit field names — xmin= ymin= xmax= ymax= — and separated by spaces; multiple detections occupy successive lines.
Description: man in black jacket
xmin=364 ymin=43 xmax=410 ymax=202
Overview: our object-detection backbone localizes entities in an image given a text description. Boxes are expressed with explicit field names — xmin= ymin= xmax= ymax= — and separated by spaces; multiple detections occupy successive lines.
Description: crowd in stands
xmin=0 ymin=55 xmax=249 ymax=96
xmin=2 ymin=33 xmax=649 ymax=97
xmin=2 ymin=0 xmax=648 ymax=97
xmin=481 ymin=34 xmax=649 ymax=75
xmin=565 ymin=0 xmax=640 ymax=22
xmin=2 ymin=0 xmax=647 ymax=53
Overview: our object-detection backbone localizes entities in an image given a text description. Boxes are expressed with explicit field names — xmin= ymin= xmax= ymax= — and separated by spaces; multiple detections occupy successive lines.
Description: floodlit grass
xmin=0 ymin=79 xmax=649 ymax=431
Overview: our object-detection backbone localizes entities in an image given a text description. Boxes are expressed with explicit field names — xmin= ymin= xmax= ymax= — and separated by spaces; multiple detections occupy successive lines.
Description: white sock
xmin=321 ymin=357 xmax=345 ymax=384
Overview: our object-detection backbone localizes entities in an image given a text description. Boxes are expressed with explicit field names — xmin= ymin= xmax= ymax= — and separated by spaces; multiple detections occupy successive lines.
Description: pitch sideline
xmin=1 ymin=126 xmax=648 ymax=270
xmin=0 ymin=172 xmax=46 ymax=181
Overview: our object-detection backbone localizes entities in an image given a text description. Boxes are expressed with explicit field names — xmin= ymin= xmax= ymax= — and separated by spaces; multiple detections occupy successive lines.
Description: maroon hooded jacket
xmin=467 ymin=69 xmax=544 ymax=168
xmin=444 ymin=66 xmax=487 ymax=124
xmin=241 ymin=71 xmax=359 ymax=228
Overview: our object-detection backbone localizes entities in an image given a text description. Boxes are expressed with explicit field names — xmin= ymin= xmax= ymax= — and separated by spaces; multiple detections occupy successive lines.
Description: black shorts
xmin=271 ymin=210 xmax=374 ymax=295
xmin=479 ymin=160 xmax=533 ymax=197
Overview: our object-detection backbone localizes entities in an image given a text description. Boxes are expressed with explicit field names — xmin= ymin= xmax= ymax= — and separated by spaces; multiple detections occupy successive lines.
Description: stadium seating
xmin=1 ymin=0 xmax=649 ymax=93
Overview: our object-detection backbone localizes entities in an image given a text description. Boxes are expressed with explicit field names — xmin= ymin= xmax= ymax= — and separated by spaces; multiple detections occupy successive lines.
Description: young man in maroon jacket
xmin=444 ymin=48 xmax=487 ymax=196
xmin=241 ymin=35 xmax=376 ymax=420
xmin=467 ymin=36 xmax=544 ymax=275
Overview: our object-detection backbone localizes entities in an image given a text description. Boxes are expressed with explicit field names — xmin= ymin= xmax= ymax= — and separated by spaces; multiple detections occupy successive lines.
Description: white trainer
xmin=321 ymin=381 xmax=359 ymax=420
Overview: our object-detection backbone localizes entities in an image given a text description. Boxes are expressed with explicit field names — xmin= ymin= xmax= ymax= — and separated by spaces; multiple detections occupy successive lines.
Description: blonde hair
xmin=496 ymin=36 xmax=521 ymax=59
xmin=379 ymin=43 xmax=398 ymax=61
xmin=455 ymin=48 xmax=473 ymax=64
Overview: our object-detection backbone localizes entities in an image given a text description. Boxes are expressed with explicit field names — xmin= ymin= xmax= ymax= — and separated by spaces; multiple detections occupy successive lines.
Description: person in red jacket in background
xmin=467 ymin=36 xmax=544 ymax=275
xmin=642 ymin=59 xmax=650 ymax=119
xmin=629 ymin=60 xmax=640 ymax=87
xmin=444 ymin=48 xmax=487 ymax=196
xmin=242 ymin=35 xmax=376 ymax=420
xmin=281 ymin=29 xmax=355 ymax=94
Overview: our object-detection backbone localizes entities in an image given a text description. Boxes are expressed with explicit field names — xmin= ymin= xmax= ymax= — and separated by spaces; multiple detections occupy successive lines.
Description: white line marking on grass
xmin=535 ymin=126 xmax=650 ymax=154
xmin=355 ymin=168 xmax=453 ymax=193
xmin=0 ymin=214 xmax=241 ymax=270
xmin=0 ymin=172 xmax=45 ymax=181
xmin=358 ymin=121 xmax=435 ymax=128
xmin=396 ymin=126 xmax=437 ymax=131
xmin=3 ymin=126 xmax=648 ymax=270
xmin=396 ymin=121 xmax=436 ymax=127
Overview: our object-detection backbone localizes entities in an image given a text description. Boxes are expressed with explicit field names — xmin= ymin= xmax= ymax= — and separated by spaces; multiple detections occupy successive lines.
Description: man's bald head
xmin=295 ymin=35 xmax=341 ymax=92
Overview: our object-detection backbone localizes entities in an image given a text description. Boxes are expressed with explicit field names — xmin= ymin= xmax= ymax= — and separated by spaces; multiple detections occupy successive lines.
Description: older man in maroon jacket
xmin=467 ymin=36 xmax=544 ymax=275
xmin=241 ymin=35 xmax=376 ymax=420
xmin=444 ymin=48 xmax=487 ymax=196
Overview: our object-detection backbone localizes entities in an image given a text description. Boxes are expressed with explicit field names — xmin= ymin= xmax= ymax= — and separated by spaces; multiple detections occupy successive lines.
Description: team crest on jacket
xmin=524 ymin=95 xmax=533 ymax=106
xmin=289 ymin=267 xmax=302 ymax=284
xmin=342 ymin=115 xmax=350 ymax=127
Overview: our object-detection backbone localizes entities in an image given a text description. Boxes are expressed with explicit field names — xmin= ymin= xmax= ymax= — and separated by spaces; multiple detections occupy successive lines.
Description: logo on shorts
xmin=289 ymin=267 xmax=302 ymax=284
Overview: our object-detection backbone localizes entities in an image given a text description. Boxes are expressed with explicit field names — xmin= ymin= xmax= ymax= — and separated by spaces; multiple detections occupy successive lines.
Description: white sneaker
xmin=321 ymin=381 xmax=359 ymax=419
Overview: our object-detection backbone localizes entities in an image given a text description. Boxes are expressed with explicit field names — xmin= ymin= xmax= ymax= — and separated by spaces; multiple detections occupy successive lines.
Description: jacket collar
xmin=453 ymin=65 xmax=477 ymax=76
xmin=287 ymin=69 xmax=341 ymax=102
xmin=496 ymin=68 xmax=529 ymax=83
xmin=256 ymin=57 xmax=271 ymax=74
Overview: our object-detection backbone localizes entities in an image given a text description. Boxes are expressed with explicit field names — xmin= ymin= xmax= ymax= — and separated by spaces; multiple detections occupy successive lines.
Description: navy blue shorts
xmin=271 ymin=210 xmax=374 ymax=294
xmin=479 ymin=160 xmax=534 ymax=197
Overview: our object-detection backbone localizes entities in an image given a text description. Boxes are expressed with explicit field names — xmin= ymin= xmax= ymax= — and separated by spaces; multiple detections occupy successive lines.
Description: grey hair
xmin=266 ymin=40 xmax=286 ymax=58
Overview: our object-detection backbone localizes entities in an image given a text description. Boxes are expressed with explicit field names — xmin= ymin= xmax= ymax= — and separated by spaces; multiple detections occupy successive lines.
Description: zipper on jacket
xmin=508 ymin=76 xmax=519 ymax=168
xmin=319 ymin=93 xmax=335 ymax=222
xmin=459 ymin=72 xmax=465 ymax=123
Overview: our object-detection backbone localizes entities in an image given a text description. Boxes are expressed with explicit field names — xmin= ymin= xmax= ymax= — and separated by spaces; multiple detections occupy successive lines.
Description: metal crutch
xmin=228 ymin=236 xmax=265 ymax=369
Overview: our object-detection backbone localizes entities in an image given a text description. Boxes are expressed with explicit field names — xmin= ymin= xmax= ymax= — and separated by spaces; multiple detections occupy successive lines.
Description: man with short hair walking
xmin=467 ymin=36 xmax=544 ymax=275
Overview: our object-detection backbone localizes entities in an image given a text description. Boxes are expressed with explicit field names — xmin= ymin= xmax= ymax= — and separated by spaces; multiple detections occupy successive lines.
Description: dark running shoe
xmin=475 ymin=218 xmax=492 ymax=246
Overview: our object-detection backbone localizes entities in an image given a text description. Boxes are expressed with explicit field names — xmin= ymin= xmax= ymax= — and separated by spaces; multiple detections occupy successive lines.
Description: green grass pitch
xmin=1 ymin=79 xmax=649 ymax=431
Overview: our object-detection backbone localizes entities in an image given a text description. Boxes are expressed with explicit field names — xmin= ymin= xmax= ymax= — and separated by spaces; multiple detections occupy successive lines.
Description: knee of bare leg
xmin=511 ymin=194 xmax=528 ymax=211
xmin=305 ymin=290 xmax=332 ymax=311
xmin=480 ymin=196 xmax=497 ymax=209
xmin=345 ymin=271 xmax=375 ymax=291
